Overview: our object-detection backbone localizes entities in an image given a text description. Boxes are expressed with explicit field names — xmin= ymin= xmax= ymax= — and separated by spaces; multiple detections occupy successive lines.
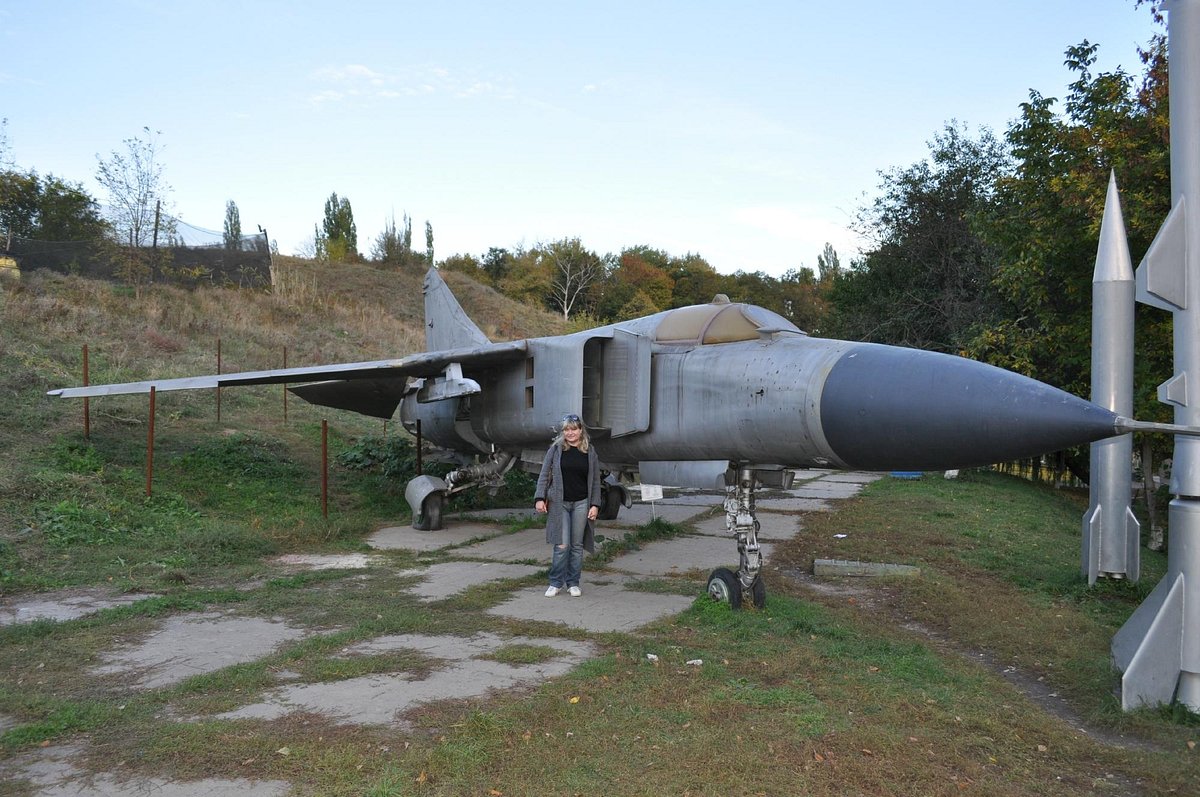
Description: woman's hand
xmin=535 ymin=499 xmax=548 ymax=514
xmin=587 ymin=505 xmax=599 ymax=521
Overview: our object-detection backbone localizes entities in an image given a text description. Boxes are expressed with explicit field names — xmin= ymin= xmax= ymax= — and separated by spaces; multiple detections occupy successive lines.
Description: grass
xmin=2 ymin=268 xmax=1200 ymax=794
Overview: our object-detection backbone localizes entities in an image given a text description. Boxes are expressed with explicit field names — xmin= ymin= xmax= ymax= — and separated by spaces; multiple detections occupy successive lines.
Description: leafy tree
xmin=481 ymin=246 xmax=513 ymax=285
xmin=667 ymin=253 xmax=723 ymax=307
xmin=499 ymin=246 xmax=553 ymax=307
xmin=439 ymin=252 xmax=481 ymax=276
xmin=826 ymin=122 xmax=1009 ymax=352
xmin=973 ymin=37 xmax=1171 ymax=421
xmin=223 ymin=200 xmax=242 ymax=250
xmin=372 ymin=212 xmax=419 ymax=266
xmin=1 ymin=170 xmax=108 ymax=243
xmin=616 ymin=247 xmax=675 ymax=310
xmin=0 ymin=170 xmax=39 ymax=239
xmin=95 ymin=127 xmax=172 ymax=247
xmin=425 ymin=220 xmax=434 ymax=266
xmin=320 ymin=192 xmax=358 ymax=262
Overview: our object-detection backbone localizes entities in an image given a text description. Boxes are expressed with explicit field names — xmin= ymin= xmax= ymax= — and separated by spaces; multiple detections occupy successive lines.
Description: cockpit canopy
xmin=653 ymin=295 xmax=803 ymax=345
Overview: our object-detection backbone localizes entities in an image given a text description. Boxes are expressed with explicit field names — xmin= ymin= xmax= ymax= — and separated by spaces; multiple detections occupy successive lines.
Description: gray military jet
xmin=49 ymin=268 xmax=1177 ymax=608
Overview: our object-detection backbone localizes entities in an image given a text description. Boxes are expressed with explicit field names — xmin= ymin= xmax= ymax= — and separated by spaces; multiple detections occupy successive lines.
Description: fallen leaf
xmin=522 ymin=731 xmax=532 ymax=741
xmin=276 ymin=747 xmax=290 ymax=757
xmin=416 ymin=771 xmax=427 ymax=784
xmin=1037 ymin=745 xmax=1048 ymax=752
xmin=813 ymin=752 xmax=825 ymax=762
xmin=1189 ymin=740 xmax=1197 ymax=751
xmin=241 ymin=757 xmax=257 ymax=766
xmin=861 ymin=748 xmax=874 ymax=756
xmin=868 ymin=666 xmax=880 ymax=673
xmin=489 ymin=790 xmax=503 ymax=796
xmin=569 ymin=696 xmax=580 ymax=704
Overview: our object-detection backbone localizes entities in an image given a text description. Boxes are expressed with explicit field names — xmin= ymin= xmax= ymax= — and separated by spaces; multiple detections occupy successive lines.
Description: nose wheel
xmin=706 ymin=567 xmax=766 ymax=609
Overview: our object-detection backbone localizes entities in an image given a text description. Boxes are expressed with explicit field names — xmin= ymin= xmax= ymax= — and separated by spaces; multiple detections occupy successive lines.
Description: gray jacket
xmin=534 ymin=443 xmax=601 ymax=553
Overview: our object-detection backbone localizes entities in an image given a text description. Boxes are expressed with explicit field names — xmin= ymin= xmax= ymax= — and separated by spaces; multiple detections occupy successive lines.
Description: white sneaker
xmin=545 ymin=586 xmax=561 ymax=597
xmin=568 ymin=586 xmax=582 ymax=597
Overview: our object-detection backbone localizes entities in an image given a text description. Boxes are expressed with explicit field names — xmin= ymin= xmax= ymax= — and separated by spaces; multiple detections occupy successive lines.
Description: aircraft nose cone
xmin=818 ymin=344 xmax=1121 ymax=471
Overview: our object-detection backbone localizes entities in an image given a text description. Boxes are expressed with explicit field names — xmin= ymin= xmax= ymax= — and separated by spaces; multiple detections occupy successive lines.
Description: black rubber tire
xmin=598 ymin=485 xmax=622 ymax=520
xmin=706 ymin=567 xmax=743 ymax=609
xmin=412 ymin=492 xmax=444 ymax=531
xmin=749 ymin=575 xmax=766 ymax=609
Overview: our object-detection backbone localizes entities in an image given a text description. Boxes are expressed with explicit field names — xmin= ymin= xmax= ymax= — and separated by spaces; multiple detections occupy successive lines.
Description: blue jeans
xmin=548 ymin=499 xmax=588 ymax=588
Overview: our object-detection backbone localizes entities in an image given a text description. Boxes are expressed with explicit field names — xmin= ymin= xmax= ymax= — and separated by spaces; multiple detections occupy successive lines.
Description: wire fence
xmin=5 ymin=213 xmax=272 ymax=288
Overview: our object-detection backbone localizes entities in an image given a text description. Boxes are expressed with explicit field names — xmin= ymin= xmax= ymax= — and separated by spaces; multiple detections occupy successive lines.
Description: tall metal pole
xmin=1115 ymin=0 xmax=1200 ymax=711
xmin=146 ymin=386 xmax=156 ymax=498
xmin=82 ymin=344 xmax=90 ymax=441
xmin=1083 ymin=172 xmax=1140 ymax=584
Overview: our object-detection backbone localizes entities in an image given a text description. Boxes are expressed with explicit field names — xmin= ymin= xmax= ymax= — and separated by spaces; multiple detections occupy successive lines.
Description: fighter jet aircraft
xmin=48 ymin=268 xmax=1185 ymax=608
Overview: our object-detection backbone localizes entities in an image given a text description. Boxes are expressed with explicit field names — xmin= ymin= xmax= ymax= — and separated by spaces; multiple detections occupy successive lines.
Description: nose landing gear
xmin=707 ymin=465 xmax=768 ymax=610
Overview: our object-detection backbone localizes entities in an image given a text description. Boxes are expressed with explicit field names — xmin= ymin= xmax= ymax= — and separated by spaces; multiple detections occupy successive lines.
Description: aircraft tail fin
xmin=423 ymin=267 xmax=491 ymax=351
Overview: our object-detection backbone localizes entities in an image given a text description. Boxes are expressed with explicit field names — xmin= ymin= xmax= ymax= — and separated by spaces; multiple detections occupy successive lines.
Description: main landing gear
xmin=707 ymin=465 xmax=769 ymax=610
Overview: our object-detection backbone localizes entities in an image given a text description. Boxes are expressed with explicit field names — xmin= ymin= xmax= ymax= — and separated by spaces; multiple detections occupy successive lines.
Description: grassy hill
xmin=0 ymin=260 xmax=566 ymax=591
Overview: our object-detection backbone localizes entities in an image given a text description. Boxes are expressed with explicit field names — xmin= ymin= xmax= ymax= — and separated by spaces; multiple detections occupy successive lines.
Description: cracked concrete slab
xmin=367 ymin=522 xmax=504 ymax=551
xmin=395 ymin=561 xmax=543 ymax=601
xmin=599 ymin=502 xmax=711 ymax=528
xmin=0 ymin=588 xmax=160 ymax=627
xmin=608 ymin=535 xmax=775 ymax=578
xmin=91 ymin=612 xmax=314 ymax=689
xmin=754 ymin=496 xmax=835 ymax=512
xmin=454 ymin=527 xmax=554 ymax=563
xmin=820 ymin=472 xmax=885 ymax=484
xmin=2 ymin=743 xmax=291 ymax=797
xmin=785 ymin=480 xmax=868 ymax=499
xmin=487 ymin=575 xmax=696 ymax=633
xmin=272 ymin=553 xmax=379 ymax=571
xmin=689 ymin=512 xmax=802 ymax=539
xmin=214 ymin=632 xmax=593 ymax=727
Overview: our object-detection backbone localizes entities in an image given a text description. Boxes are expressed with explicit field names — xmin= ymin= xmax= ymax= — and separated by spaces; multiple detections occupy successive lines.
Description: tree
xmin=543 ymin=237 xmax=603 ymax=320
xmin=320 ymin=192 xmax=358 ymax=261
xmin=826 ymin=122 xmax=1009 ymax=352
xmin=372 ymin=211 xmax=419 ymax=266
xmin=667 ymin=253 xmax=722 ymax=307
xmin=481 ymin=246 xmax=513 ymax=285
xmin=223 ymin=200 xmax=242 ymax=250
xmin=95 ymin=127 xmax=172 ymax=247
xmin=425 ymin=220 xmax=434 ymax=266
xmin=33 ymin=175 xmax=108 ymax=242
xmin=974 ymin=37 xmax=1171 ymax=420
xmin=1 ymin=169 xmax=108 ymax=243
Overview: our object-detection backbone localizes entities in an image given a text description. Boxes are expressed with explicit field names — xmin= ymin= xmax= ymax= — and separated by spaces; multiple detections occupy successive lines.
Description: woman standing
xmin=534 ymin=414 xmax=602 ymax=597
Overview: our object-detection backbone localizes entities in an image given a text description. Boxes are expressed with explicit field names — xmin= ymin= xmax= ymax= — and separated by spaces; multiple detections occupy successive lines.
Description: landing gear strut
xmin=707 ymin=465 xmax=767 ymax=609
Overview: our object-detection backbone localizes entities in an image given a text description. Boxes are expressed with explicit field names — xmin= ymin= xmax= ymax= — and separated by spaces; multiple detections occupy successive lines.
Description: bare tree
xmin=543 ymin=237 xmax=602 ymax=320
xmin=95 ymin=127 xmax=172 ymax=247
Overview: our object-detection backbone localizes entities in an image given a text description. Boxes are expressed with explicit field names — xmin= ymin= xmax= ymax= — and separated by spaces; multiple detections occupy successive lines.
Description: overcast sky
xmin=1 ymin=1 xmax=1160 ymax=276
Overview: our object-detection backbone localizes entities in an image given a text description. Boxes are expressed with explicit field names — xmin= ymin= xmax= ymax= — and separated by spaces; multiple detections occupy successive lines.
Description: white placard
xmin=639 ymin=484 xmax=664 ymax=501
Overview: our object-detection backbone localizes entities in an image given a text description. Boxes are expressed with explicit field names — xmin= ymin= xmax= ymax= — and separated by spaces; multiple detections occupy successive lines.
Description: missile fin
xmin=1083 ymin=504 xmax=1102 ymax=585
xmin=1159 ymin=373 xmax=1189 ymax=408
xmin=1136 ymin=198 xmax=1188 ymax=311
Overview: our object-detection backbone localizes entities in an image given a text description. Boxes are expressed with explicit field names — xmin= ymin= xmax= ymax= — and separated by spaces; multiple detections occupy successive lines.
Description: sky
xmin=0 ymin=0 xmax=1162 ymax=277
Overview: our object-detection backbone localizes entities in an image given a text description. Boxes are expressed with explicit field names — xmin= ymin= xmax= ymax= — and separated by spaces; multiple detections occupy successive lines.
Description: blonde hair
xmin=553 ymin=415 xmax=590 ymax=453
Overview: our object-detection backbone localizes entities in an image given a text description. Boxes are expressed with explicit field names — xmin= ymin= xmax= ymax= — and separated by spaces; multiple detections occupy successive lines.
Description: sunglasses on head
xmin=562 ymin=414 xmax=581 ymax=424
